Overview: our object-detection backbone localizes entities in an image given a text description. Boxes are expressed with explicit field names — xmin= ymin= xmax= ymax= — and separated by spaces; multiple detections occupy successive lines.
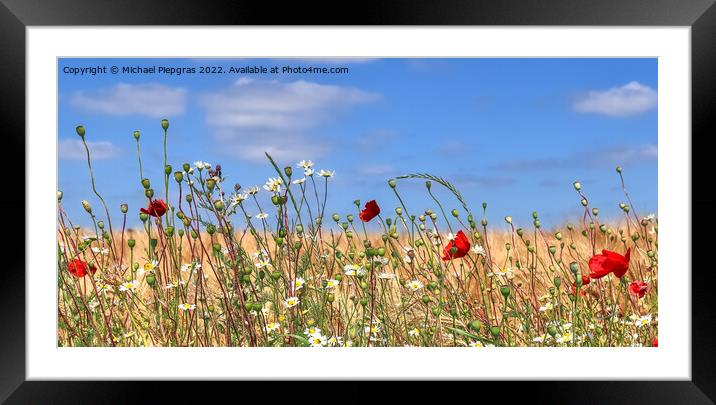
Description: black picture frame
xmin=2 ymin=0 xmax=714 ymax=403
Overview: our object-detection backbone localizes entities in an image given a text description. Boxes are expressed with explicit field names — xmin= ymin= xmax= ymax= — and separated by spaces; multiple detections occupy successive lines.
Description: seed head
xmin=133 ymin=130 xmax=140 ymax=140
xmin=76 ymin=125 xmax=85 ymax=137
xmin=81 ymin=200 xmax=92 ymax=213
xmin=161 ymin=118 xmax=169 ymax=131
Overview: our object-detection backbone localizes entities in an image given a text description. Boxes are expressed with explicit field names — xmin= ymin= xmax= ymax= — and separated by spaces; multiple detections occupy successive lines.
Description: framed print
xmin=2 ymin=0 xmax=715 ymax=402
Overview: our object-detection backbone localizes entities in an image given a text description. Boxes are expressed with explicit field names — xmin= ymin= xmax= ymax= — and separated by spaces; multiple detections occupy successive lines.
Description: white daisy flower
xmin=324 ymin=279 xmax=340 ymax=289
xmin=119 ymin=280 xmax=139 ymax=292
xmin=377 ymin=272 xmax=396 ymax=280
xmin=265 ymin=322 xmax=281 ymax=333
xmin=292 ymin=178 xmax=306 ymax=185
xmin=471 ymin=245 xmax=486 ymax=256
xmin=635 ymin=314 xmax=652 ymax=327
xmin=327 ymin=335 xmax=343 ymax=347
xmin=308 ymin=333 xmax=327 ymax=347
xmin=293 ymin=277 xmax=305 ymax=291
xmin=178 ymin=303 xmax=196 ymax=311
xmin=406 ymin=280 xmax=424 ymax=292
xmin=284 ymin=296 xmax=300 ymax=308
xmin=408 ymin=328 xmax=420 ymax=337
xmin=297 ymin=160 xmax=314 ymax=170
xmin=263 ymin=177 xmax=283 ymax=193
xmin=246 ymin=186 xmax=260 ymax=195
xmin=318 ymin=169 xmax=334 ymax=178
xmin=304 ymin=327 xmax=322 ymax=337
xmin=256 ymin=212 xmax=269 ymax=220
xmin=91 ymin=246 xmax=109 ymax=255
xmin=343 ymin=264 xmax=361 ymax=276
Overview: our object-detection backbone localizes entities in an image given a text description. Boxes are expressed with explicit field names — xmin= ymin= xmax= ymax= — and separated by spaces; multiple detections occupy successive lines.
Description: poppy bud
xmin=553 ymin=277 xmax=561 ymax=287
xmin=164 ymin=165 xmax=172 ymax=175
xmin=422 ymin=295 xmax=430 ymax=304
xmin=190 ymin=229 xmax=198 ymax=239
xmin=388 ymin=179 xmax=396 ymax=188
xmin=145 ymin=189 xmax=154 ymax=199
xmin=141 ymin=178 xmax=151 ymax=189
xmin=332 ymin=213 xmax=340 ymax=222
xmin=133 ymin=130 xmax=140 ymax=140
xmin=128 ymin=239 xmax=135 ymax=248
xmin=173 ymin=171 xmax=183 ymax=183
xmin=76 ymin=125 xmax=85 ymax=137
xmin=599 ymin=224 xmax=607 ymax=233
xmin=500 ymin=285 xmax=510 ymax=298
xmin=549 ymin=246 xmax=556 ymax=254
xmin=81 ymin=200 xmax=92 ymax=214
xmin=490 ymin=326 xmax=500 ymax=338
xmin=616 ymin=166 xmax=622 ymax=173
xmin=165 ymin=226 xmax=174 ymax=237
xmin=569 ymin=262 xmax=579 ymax=274
xmin=360 ymin=298 xmax=368 ymax=307
xmin=528 ymin=245 xmax=535 ymax=253
xmin=534 ymin=220 xmax=541 ymax=229
xmin=206 ymin=224 xmax=216 ymax=235
xmin=146 ymin=274 xmax=156 ymax=286
xmin=395 ymin=207 xmax=403 ymax=215
xmin=532 ymin=211 xmax=539 ymax=219
xmin=120 ymin=203 xmax=128 ymax=213
xmin=451 ymin=209 xmax=459 ymax=217
xmin=213 ymin=200 xmax=224 ymax=212
xmin=547 ymin=325 xmax=557 ymax=336
xmin=182 ymin=162 xmax=190 ymax=172
xmin=284 ymin=166 xmax=293 ymax=177
xmin=97 ymin=221 xmax=104 ymax=229
xmin=592 ymin=207 xmax=599 ymax=216
xmin=327 ymin=293 xmax=335 ymax=303
xmin=139 ymin=212 xmax=148 ymax=222
xmin=57 ymin=191 xmax=63 ymax=201
xmin=504 ymin=216 xmax=512 ymax=224
xmin=161 ymin=118 xmax=169 ymax=131
xmin=581 ymin=199 xmax=588 ymax=206
xmin=573 ymin=181 xmax=581 ymax=191
xmin=555 ymin=232 xmax=563 ymax=240
xmin=432 ymin=307 xmax=441 ymax=316
xmin=481 ymin=219 xmax=488 ymax=226
xmin=206 ymin=179 xmax=216 ymax=192
xmin=516 ymin=228 xmax=523 ymax=237
xmin=185 ymin=195 xmax=193 ymax=203
xmin=296 ymin=224 xmax=304 ymax=234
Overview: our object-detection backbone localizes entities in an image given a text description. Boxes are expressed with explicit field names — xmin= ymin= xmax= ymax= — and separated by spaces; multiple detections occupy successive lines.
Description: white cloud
xmin=59 ymin=139 xmax=120 ymax=160
xmin=201 ymin=78 xmax=379 ymax=163
xmin=573 ymin=81 xmax=657 ymax=117
xmin=70 ymin=83 xmax=186 ymax=118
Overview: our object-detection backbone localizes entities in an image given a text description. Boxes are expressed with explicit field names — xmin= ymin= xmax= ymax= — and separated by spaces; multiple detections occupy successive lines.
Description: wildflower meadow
xmin=57 ymin=120 xmax=658 ymax=347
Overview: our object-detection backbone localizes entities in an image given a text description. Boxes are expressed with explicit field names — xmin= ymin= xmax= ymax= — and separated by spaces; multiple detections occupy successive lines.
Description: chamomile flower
xmin=178 ymin=303 xmax=196 ymax=311
xmin=292 ymin=277 xmax=305 ymax=291
xmin=232 ymin=193 xmax=248 ymax=205
xmin=539 ymin=302 xmax=554 ymax=312
xmin=471 ymin=245 xmax=486 ymax=256
xmin=533 ymin=335 xmax=547 ymax=343
xmin=304 ymin=327 xmax=322 ymax=337
xmin=91 ymin=246 xmax=110 ymax=255
xmin=297 ymin=160 xmax=314 ymax=170
xmin=284 ymin=296 xmax=300 ymax=309
xmin=292 ymin=178 xmax=306 ymax=185
xmin=318 ymin=169 xmax=335 ymax=178
xmin=246 ymin=186 xmax=260 ymax=195
xmin=643 ymin=213 xmax=656 ymax=221
xmin=406 ymin=280 xmax=424 ymax=292
xmin=263 ymin=177 xmax=283 ymax=193
xmin=408 ymin=328 xmax=420 ymax=337
xmin=256 ymin=212 xmax=269 ymax=220
xmin=141 ymin=260 xmax=159 ymax=276
xmin=377 ymin=272 xmax=396 ymax=280
xmin=194 ymin=161 xmax=210 ymax=170
xmin=327 ymin=336 xmax=344 ymax=347
xmin=324 ymin=279 xmax=340 ymax=289
xmin=119 ymin=280 xmax=139 ymax=292
xmin=304 ymin=168 xmax=315 ymax=177
xmin=635 ymin=314 xmax=652 ymax=327
xmin=265 ymin=322 xmax=281 ymax=333
xmin=343 ymin=264 xmax=361 ymax=276
xmin=469 ymin=341 xmax=484 ymax=347
xmin=308 ymin=334 xmax=327 ymax=347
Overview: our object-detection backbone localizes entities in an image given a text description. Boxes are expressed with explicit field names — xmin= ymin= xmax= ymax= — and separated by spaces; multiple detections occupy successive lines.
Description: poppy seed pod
xmin=127 ymin=239 xmax=135 ymax=248
xmin=284 ymin=166 xmax=293 ymax=177
xmin=139 ymin=212 xmax=148 ymax=222
xmin=165 ymin=226 xmax=174 ymax=237
xmin=569 ymin=262 xmax=579 ymax=274
xmin=581 ymin=199 xmax=588 ymax=206
xmin=573 ymin=181 xmax=581 ymax=191
xmin=504 ymin=216 xmax=512 ymax=224
xmin=500 ymin=285 xmax=510 ymax=298
xmin=57 ymin=191 xmax=63 ymax=201
xmin=182 ymin=162 xmax=190 ymax=172
xmin=332 ymin=213 xmax=340 ymax=222
xmin=616 ymin=166 xmax=622 ymax=173
xmin=161 ymin=118 xmax=169 ymax=131
xmin=174 ymin=171 xmax=183 ymax=183
xmin=97 ymin=221 xmax=104 ymax=229
xmin=185 ymin=194 xmax=192 ymax=203
xmin=451 ymin=209 xmax=459 ymax=217
xmin=206 ymin=224 xmax=216 ymax=235
xmin=481 ymin=219 xmax=488 ymax=226
xmin=76 ymin=125 xmax=85 ymax=137
xmin=120 ymin=203 xmax=128 ymax=214
xmin=133 ymin=130 xmax=140 ymax=140
xmin=532 ymin=211 xmax=539 ymax=219
xmin=141 ymin=178 xmax=151 ymax=189
xmin=206 ymin=179 xmax=216 ymax=192
xmin=213 ymin=200 xmax=224 ymax=212
xmin=145 ymin=188 xmax=154 ymax=199
xmin=164 ymin=165 xmax=172 ymax=175
xmin=81 ymin=200 xmax=92 ymax=214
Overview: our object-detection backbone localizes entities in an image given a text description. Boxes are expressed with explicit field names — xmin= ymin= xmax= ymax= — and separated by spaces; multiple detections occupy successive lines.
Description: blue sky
xmin=58 ymin=58 xmax=657 ymax=229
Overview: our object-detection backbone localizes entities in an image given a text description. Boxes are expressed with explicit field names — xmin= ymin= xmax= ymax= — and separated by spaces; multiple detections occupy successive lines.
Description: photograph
xmin=56 ymin=57 xmax=659 ymax=348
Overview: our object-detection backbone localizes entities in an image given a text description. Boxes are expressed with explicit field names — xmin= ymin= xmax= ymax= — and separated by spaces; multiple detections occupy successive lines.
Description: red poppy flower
xmin=629 ymin=281 xmax=649 ymax=298
xmin=652 ymin=338 xmax=658 ymax=347
xmin=441 ymin=230 xmax=471 ymax=261
xmin=140 ymin=199 xmax=168 ymax=217
xmin=359 ymin=200 xmax=380 ymax=222
xmin=572 ymin=274 xmax=591 ymax=290
xmin=588 ymin=248 xmax=631 ymax=279
xmin=67 ymin=258 xmax=97 ymax=278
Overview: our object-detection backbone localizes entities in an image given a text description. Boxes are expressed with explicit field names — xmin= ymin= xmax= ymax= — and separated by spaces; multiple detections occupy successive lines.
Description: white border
xmin=27 ymin=27 xmax=690 ymax=380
